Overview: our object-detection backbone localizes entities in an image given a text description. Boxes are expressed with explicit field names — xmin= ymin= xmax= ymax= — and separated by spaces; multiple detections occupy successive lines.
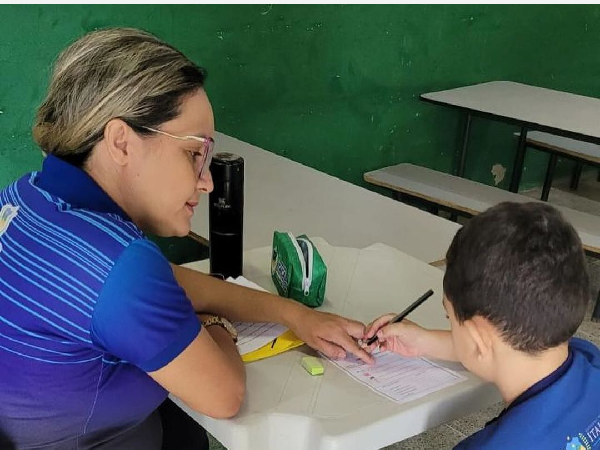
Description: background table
xmin=421 ymin=81 xmax=600 ymax=192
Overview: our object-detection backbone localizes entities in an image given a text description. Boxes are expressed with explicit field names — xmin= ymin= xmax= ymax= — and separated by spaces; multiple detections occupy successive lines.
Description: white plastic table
xmin=191 ymin=132 xmax=460 ymax=264
xmin=172 ymin=238 xmax=500 ymax=450
xmin=421 ymin=81 xmax=600 ymax=192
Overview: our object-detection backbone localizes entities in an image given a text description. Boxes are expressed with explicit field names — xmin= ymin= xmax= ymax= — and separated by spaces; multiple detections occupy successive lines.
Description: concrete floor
xmin=208 ymin=171 xmax=600 ymax=450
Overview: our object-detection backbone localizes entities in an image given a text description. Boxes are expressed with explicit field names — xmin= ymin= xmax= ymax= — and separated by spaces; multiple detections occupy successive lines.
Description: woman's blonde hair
xmin=33 ymin=27 xmax=206 ymax=167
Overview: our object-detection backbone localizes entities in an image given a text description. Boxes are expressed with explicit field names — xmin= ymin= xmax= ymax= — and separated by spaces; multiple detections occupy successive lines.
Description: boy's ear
xmin=464 ymin=316 xmax=495 ymax=361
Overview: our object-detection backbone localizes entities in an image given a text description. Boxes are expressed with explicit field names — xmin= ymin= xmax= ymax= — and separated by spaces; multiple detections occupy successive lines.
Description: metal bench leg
xmin=570 ymin=162 xmax=583 ymax=190
xmin=509 ymin=127 xmax=528 ymax=193
xmin=392 ymin=191 xmax=403 ymax=202
xmin=457 ymin=113 xmax=472 ymax=177
xmin=593 ymin=290 xmax=600 ymax=322
xmin=393 ymin=191 xmax=440 ymax=216
xmin=541 ymin=154 xmax=558 ymax=201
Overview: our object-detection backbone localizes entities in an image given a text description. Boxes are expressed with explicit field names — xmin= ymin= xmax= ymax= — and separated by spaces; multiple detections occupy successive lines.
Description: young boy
xmin=365 ymin=202 xmax=600 ymax=449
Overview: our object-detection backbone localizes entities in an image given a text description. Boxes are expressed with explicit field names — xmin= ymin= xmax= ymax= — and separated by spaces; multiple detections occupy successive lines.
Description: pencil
xmin=366 ymin=289 xmax=434 ymax=346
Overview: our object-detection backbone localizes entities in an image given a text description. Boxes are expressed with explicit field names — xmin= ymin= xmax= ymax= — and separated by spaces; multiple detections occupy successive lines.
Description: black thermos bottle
xmin=209 ymin=153 xmax=244 ymax=279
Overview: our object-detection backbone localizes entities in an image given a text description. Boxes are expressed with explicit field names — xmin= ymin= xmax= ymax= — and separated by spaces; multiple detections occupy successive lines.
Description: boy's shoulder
xmin=455 ymin=338 xmax=600 ymax=450
xmin=571 ymin=337 xmax=600 ymax=365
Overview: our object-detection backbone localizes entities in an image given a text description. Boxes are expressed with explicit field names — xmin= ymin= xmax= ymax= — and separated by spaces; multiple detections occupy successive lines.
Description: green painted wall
xmin=2 ymin=5 xmax=599 ymax=192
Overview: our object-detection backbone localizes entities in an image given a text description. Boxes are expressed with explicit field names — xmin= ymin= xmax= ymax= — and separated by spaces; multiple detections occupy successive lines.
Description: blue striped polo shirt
xmin=0 ymin=155 xmax=201 ymax=449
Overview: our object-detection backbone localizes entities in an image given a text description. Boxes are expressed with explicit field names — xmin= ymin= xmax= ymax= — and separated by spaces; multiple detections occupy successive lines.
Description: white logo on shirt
xmin=0 ymin=204 xmax=19 ymax=253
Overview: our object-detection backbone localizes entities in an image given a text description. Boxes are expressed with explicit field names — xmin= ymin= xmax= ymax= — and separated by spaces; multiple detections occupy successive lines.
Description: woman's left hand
xmin=286 ymin=306 xmax=374 ymax=365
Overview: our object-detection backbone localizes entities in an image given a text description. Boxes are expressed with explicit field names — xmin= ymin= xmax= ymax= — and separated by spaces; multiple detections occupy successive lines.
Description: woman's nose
xmin=198 ymin=169 xmax=214 ymax=194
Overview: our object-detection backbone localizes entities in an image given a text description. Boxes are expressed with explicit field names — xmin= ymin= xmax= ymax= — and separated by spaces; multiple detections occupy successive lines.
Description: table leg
xmin=457 ymin=113 xmax=472 ymax=177
xmin=509 ymin=127 xmax=528 ymax=193
xmin=541 ymin=154 xmax=557 ymax=201
xmin=570 ymin=162 xmax=583 ymax=190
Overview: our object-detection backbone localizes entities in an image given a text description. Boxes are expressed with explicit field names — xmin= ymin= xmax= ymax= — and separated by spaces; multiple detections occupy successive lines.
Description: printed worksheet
xmin=327 ymin=350 xmax=467 ymax=404
xmin=226 ymin=277 xmax=288 ymax=356
xmin=234 ymin=321 xmax=288 ymax=355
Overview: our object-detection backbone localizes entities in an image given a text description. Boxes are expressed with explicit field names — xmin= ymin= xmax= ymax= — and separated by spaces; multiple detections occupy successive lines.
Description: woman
xmin=0 ymin=28 xmax=372 ymax=449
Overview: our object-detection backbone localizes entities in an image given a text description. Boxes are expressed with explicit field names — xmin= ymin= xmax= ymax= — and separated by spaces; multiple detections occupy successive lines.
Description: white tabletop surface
xmin=191 ymin=133 xmax=460 ymax=264
xmin=172 ymin=239 xmax=500 ymax=450
xmin=422 ymin=81 xmax=600 ymax=142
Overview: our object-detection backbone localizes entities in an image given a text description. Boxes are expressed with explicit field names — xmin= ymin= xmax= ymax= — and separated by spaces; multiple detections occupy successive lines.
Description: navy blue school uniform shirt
xmin=0 ymin=155 xmax=201 ymax=449
xmin=455 ymin=338 xmax=600 ymax=450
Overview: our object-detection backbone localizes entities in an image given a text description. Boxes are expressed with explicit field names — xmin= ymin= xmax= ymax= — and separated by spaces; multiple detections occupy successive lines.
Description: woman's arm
xmin=171 ymin=264 xmax=374 ymax=364
xmin=148 ymin=322 xmax=245 ymax=419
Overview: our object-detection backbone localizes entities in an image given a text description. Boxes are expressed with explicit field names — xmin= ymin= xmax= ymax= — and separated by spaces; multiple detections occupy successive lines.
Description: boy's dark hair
xmin=443 ymin=202 xmax=589 ymax=353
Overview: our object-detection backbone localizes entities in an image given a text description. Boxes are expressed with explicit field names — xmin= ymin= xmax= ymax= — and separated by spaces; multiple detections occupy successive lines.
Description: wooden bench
xmin=365 ymin=163 xmax=600 ymax=320
xmin=520 ymin=131 xmax=600 ymax=201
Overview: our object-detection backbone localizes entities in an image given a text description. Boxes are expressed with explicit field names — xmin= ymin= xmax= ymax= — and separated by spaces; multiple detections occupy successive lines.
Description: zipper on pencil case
xmin=288 ymin=232 xmax=313 ymax=296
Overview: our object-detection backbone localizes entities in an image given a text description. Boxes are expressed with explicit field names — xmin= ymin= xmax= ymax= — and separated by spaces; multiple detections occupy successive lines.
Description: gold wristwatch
xmin=202 ymin=315 xmax=238 ymax=343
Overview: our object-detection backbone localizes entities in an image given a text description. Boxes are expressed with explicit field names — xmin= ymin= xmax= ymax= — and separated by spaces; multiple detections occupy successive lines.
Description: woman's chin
xmin=151 ymin=219 xmax=191 ymax=238
xmin=172 ymin=222 xmax=191 ymax=237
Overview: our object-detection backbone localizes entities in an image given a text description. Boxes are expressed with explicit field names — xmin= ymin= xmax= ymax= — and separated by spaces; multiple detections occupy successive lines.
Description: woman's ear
xmin=103 ymin=119 xmax=132 ymax=166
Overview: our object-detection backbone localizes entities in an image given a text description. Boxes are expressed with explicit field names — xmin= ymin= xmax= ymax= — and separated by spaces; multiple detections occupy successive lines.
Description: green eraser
xmin=301 ymin=356 xmax=324 ymax=376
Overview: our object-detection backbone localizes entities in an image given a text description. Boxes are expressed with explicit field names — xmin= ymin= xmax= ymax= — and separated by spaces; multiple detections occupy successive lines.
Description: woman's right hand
xmin=364 ymin=315 xmax=431 ymax=357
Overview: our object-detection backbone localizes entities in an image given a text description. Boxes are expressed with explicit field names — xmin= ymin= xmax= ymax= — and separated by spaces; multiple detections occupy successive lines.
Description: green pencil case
xmin=271 ymin=232 xmax=327 ymax=308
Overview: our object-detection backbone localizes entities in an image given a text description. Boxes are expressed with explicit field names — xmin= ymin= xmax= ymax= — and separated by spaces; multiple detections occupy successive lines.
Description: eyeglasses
xmin=140 ymin=126 xmax=215 ymax=179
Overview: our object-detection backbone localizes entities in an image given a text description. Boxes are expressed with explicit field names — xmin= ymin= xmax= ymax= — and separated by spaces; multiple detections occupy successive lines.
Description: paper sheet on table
xmin=326 ymin=350 xmax=467 ymax=405
xmin=235 ymin=321 xmax=288 ymax=355
xmin=226 ymin=276 xmax=304 ymax=360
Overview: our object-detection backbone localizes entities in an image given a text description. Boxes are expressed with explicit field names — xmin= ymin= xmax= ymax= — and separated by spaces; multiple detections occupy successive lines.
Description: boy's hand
xmin=364 ymin=315 xmax=430 ymax=357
